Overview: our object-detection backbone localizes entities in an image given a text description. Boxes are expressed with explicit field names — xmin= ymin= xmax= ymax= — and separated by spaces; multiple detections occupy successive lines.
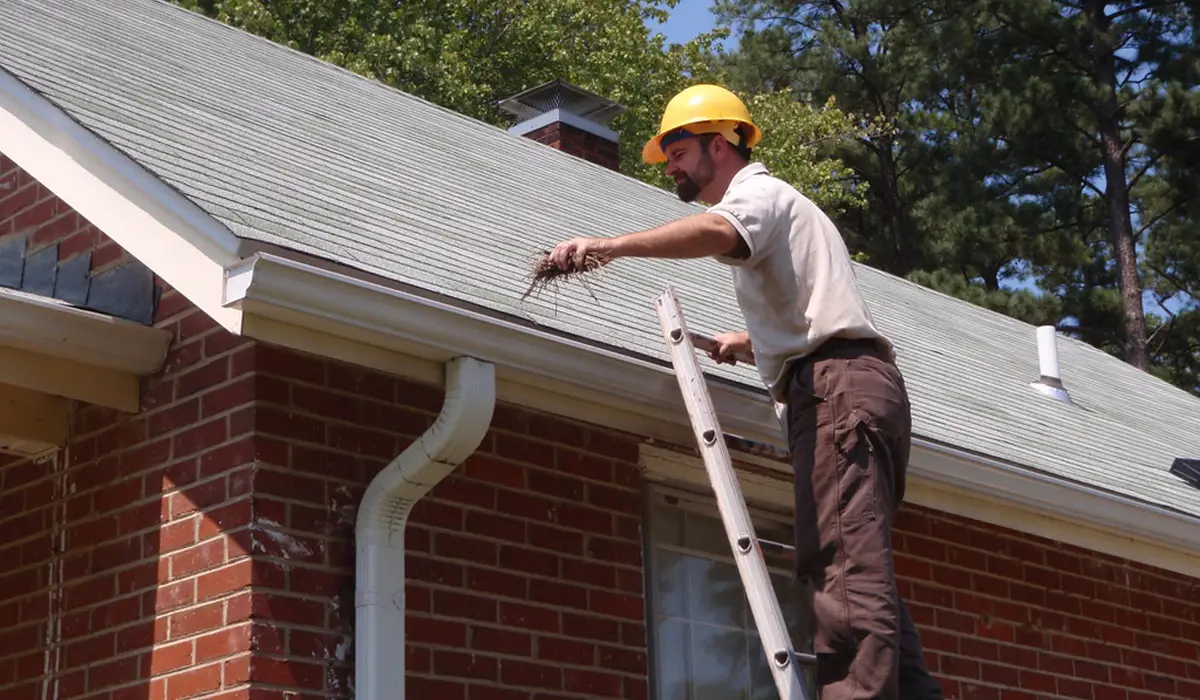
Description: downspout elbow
xmin=355 ymin=356 xmax=496 ymax=700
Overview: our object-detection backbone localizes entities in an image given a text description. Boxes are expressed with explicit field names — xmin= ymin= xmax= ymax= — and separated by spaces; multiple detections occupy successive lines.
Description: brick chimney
xmin=499 ymin=80 xmax=627 ymax=172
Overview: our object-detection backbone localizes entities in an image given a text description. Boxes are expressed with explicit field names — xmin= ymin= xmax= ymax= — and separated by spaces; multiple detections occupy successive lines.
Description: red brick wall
xmin=891 ymin=506 xmax=1200 ymax=700
xmin=0 ymin=154 xmax=128 ymax=270
xmin=524 ymin=122 xmax=621 ymax=172
xmin=243 ymin=351 xmax=649 ymax=700
xmin=3 ymin=153 xmax=1200 ymax=700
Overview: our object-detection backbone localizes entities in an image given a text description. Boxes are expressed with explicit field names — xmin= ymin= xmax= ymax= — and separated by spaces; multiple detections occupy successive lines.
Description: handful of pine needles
xmin=521 ymin=250 xmax=610 ymax=302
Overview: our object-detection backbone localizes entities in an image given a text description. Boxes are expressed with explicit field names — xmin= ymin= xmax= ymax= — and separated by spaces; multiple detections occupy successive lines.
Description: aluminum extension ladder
xmin=653 ymin=286 xmax=816 ymax=700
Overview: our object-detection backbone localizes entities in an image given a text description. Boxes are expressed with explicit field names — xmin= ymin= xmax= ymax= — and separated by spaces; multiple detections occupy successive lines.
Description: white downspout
xmin=355 ymin=356 xmax=496 ymax=700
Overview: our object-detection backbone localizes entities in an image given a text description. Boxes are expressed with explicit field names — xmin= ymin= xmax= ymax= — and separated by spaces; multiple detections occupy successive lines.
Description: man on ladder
xmin=547 ymin=84 xmax=944 ymax=700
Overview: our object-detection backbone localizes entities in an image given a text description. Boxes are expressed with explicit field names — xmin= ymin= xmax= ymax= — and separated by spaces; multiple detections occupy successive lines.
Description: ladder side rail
xmin=654 ymin=287 xmax=811 ymax=700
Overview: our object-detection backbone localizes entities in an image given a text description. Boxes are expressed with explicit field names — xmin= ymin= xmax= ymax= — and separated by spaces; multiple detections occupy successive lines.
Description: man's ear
xmin=714 ymin=134 xmax=738 ymax=163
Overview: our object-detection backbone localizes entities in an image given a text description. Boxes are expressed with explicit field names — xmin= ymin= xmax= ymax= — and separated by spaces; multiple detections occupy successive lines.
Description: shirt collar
xmin=730 ymin=162 xmax=769 ymax=187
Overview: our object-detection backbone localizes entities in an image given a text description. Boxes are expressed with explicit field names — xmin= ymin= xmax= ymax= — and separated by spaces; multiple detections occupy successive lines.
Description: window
xmin=643 ymin=485 xmax=816 ymax=700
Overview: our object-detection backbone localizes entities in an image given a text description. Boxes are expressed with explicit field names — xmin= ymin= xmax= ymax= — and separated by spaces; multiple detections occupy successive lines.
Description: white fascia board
xmin=0 ymin=287 xmax=172 ymax=375
xmin=224 ymin=253 xmax=1200 ymax=574
xmin=0 ymin=68 xmax=243 ymax=333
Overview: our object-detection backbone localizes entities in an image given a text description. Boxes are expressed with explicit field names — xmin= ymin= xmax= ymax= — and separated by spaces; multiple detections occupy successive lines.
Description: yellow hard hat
xmin=642 ymin=84 xmax=764 ymax=164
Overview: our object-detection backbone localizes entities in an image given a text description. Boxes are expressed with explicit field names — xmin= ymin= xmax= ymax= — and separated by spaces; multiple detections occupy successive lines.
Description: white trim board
xmin=223 ymin=253 xmax=719 ymax=445
xmin=0 ymin=287 xmax=172 ymax=375
xmin=0 ymin=68 xmax=244 ymax=333
xmin=508 ymin=108 xmax=622 ymax=143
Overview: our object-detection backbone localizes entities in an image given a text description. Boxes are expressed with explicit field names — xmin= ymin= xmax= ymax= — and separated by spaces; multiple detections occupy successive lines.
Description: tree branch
xmin=1147 ymin=290 xmax=1179 ymax=358
xmin=1126 ymin=149 xmax=1165 ymax=192
xmin=1107 ymin=1 xmax=1170 ymax=21
xmin=1149 ymin=263 xmax=1198 ymax=299
xmin=992 ymin=8 xmax=1094 ymax=75
xmin=1136 ymin=200 xmax=1187 ymax=241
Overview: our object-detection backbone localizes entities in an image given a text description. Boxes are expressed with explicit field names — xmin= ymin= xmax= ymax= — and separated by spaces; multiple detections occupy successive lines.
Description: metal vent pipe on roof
xmin=1030 ymin=325 xmax=1072 ymax=404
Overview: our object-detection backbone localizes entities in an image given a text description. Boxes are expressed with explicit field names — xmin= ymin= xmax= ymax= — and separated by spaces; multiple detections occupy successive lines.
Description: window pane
xmin=654 ymin=549 xmax=687 ymax=618
xmin=656 ymin=617 xmax=690 ymax=700
xmin=686 ymin=556 xmax=746 ymax=627
xmin=749 ymin=631 xmax=819 ymax=700
xmin=772 ymin=572 xmax=812 ymax=646
xmin=652 ymin=503 xmax=685 ymax=547
xmin=691 ymin=623 xmax=749 ymax=700
xmin=748 ymin=633 xmax=777 ymax=700
xmin=760 ymin=537 xmax=795 ymax=570
xmin=684 ymin=509 xmax=734 ymax=557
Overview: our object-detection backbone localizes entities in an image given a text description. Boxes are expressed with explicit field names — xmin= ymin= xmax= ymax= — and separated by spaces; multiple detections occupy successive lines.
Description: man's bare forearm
xmin=609 ymin=213 xmax=743 ymax=260
xmin=548 ymin=213 xmax=746 ymax=272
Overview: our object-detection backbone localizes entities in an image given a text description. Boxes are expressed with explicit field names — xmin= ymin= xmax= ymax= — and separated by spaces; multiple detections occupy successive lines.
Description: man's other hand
xmin=709 ymin=331 xmax=753 ymax=365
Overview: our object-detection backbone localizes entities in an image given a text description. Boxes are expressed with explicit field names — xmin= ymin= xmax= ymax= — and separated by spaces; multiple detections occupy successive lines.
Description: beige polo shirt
xmin=707 ymin=163 xmax=891 ymax=402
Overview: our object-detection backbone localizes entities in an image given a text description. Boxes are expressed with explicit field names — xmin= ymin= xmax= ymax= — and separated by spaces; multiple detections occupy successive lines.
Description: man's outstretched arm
xmin=549 ymin=213 xmax=748 ymax=271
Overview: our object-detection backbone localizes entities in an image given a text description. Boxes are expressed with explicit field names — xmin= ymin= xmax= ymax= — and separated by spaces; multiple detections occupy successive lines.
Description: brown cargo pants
xmin=785 ymin=338 xmax=944 ymax=700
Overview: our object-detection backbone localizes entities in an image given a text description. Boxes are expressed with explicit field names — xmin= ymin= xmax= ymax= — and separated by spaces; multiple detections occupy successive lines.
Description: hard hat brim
xmin=642 ymin=119 xmax=763 ymax=164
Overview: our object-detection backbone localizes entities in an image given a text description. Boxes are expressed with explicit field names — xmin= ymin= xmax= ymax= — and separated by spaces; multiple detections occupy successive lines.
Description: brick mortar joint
xmin=408 ymin=568 xmax=644 ymax=597
xmin=404 ymin=674 xmax=643 ymax=692
xmin=925 ymin=641 xmax=1198 ymax=669
xmin=417 ymin=529 xmax=642 ymax=551
xmin=414 ymin=584 xmax=643 ymax=614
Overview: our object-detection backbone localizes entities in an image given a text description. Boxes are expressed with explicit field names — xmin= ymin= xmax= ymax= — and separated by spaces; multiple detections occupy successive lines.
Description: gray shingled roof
xmin=3 ymin=0 xmax=1200 ymax=519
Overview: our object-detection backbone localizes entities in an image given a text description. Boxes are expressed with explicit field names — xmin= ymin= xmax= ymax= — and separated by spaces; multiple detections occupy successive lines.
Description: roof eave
xmin=223 ymin=252 xmax=1200 ymax=578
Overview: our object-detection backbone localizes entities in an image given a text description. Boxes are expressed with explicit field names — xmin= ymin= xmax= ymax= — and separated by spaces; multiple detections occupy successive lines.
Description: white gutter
xmin=222 ymin=253 xmax=774 ymax=444
xmin=354 ymin=356 xmax=496 ymax=700
xmin=224 ymin=253 xmax=1200 ymax=578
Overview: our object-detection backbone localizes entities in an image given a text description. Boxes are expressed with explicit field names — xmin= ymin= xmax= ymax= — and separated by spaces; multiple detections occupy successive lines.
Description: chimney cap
xmin=498 ymin=80 xmax=627 ymax=125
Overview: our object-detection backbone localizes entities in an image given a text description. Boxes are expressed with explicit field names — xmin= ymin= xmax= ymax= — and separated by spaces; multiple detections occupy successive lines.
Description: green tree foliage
xmin=712 ymin=0 xmax=1200 ymax=395
xmin=742 ymin=90 xmax=891 ymax=213
xmin=972 ymin=0 xmax=1200 ymax=370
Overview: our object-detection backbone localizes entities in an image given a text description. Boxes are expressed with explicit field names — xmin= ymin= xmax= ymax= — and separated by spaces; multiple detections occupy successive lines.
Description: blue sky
xmin=646 ymin=0 xmax=728 ymax=47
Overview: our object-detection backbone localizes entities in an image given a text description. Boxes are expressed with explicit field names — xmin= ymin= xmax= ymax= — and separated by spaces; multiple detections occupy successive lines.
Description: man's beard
xmin=675 ymin=155 xmax=714 ymax=202
xmin=676 ymin=175 xmax=702 ymax=202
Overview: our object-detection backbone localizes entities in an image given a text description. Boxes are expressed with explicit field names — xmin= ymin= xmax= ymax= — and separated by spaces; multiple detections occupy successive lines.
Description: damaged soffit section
xmin=0 ymin=235 xmax=158 ymax=325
